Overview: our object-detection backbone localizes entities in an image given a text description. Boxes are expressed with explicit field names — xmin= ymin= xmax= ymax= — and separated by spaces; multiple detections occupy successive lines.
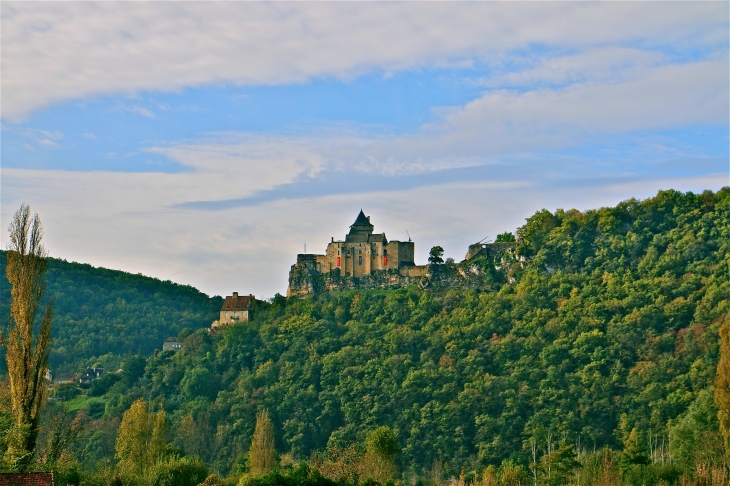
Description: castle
xmin=287 ymin=211 xmax=517 ymax=296
xmin=287 ymin=211 xmax=429 ymax=296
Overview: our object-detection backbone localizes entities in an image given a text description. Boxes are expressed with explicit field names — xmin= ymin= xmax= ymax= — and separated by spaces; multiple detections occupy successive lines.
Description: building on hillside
xmin=287 ymin=211 xmax=521 ymax=296
xmin=53 ymin=373 xmax=77 ymax=385
xmin=211 ymin=292 xmax=254 ymax=331
xmin=79 ymin=367 xmax=105 ymax=384
xmin=162 ymin=338 xmax=182 ymax=352
xmin=288 ymin=211 xmax=429 ymax=296
xmin=304 ymin=210 xmax=415 ymax=277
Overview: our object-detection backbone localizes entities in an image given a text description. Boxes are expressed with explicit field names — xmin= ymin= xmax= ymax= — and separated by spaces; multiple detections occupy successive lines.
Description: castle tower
xmin=346 ymin=210 xmax=374 ymax=242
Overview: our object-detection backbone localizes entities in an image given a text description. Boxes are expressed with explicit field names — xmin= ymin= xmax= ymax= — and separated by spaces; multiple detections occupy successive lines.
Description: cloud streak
xmin=2 ymin=2 xmax=727 ymax=119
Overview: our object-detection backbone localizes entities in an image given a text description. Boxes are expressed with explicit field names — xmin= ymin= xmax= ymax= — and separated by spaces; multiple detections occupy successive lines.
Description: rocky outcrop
xmin=287 ymin=259 xmax=506 ymax=296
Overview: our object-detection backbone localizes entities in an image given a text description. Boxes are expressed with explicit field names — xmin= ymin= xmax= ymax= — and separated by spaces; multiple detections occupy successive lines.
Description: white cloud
xmin=2 ymin=2 xmax=727 ymax=120
xmin=2 ymin=166 xmax=726 ymax=298
xmin=480 ymin=47 xmax=668 ymax=88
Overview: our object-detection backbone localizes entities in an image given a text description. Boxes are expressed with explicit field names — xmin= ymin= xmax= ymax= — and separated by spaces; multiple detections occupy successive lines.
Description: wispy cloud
xmin=2 ymin=2 xmax=726 ymax=120
xmin=18 ymin=128 xmax=64 ymax=148
xmin=116 ymin=104 xmax=155 ymax=119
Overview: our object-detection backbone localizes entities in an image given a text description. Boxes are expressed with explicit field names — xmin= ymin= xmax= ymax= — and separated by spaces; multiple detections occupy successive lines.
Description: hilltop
xmin=0 ymin=252 xmax=222 ymax=372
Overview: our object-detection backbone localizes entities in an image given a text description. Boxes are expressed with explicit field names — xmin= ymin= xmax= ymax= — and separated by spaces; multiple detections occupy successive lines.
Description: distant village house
xmin=53 ymin=373 xmax=77 ymax=385
xmin=79 ymin=367 xmax=105 ymax=384
xmin=162 ymin=337 xmax=182 ymax=352
xmin=211 ymin=292 xmax=254 ymax=331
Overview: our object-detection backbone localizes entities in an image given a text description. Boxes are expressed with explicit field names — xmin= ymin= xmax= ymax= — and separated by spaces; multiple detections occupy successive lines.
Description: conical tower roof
xmin=351 ymin=209 xmax=370 ymax=227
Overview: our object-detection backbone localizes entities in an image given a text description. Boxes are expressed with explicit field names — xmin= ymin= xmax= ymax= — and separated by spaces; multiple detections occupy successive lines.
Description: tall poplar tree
xmin=249 ymin=409 xmax=277 ymax=475
xmin=115 ymin=399 xmax=168 ymax=479
xmin=1 ymin=204 xmax=53 ymax=468
xmin=715 ymin=320 xmax=730 ymax=463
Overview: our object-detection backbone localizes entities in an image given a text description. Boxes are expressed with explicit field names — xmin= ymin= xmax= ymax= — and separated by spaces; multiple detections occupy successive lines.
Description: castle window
xmin=358 ymin=256 xmax=362 ymax=266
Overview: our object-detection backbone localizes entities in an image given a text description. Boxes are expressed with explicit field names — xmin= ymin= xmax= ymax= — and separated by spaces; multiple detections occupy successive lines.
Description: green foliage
xmin=494 ymin=232 xmax=515 ymax=243
xmin=669 ymin=389 xmax=723 ymax=468
xmin=54 ymin=383 xmax=80 ymax=401
xmin=180 ymin=367 xmax=216 ymax=400
xmin=240 ymin=463 xmax=352 ymax=486
xmin=146 ymin=455 xmax=208 ymax=486
xmin=715 ymin=320 xmax=730 ymax=462
xmin=538 ymin=444 xmax=578 ymax=486
xmin=497 ymin=459 xmax=527 ymax=486
xmin=122 ymin=356 xmax=147 ymax=387
xmin=0 ymin=252 xmax=222 ymax=372
xmin=428 ymin=247 xmax=444 ymax=265
xmin=89 ymin=372 xmax=121 ymax=397
xmin=365 ymin=427 xmax=399 ymax=459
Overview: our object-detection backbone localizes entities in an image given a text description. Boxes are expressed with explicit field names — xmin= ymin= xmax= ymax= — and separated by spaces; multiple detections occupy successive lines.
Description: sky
xmin=1 ymin=2 xmax=728 ymax=298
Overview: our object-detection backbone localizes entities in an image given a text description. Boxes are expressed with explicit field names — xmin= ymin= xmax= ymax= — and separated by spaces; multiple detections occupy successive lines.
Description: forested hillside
xmin=0 ymin=252 xmax=221 ymax=371
xmin=62 ymin=188 xmax=728 ymax=485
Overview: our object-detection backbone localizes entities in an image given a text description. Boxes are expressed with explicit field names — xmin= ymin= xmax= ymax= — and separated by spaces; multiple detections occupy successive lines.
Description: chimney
xmin=232 ymin=292 xmax=238 ymax=298
xmin=367 ymin=216 xmax=371 ymax=222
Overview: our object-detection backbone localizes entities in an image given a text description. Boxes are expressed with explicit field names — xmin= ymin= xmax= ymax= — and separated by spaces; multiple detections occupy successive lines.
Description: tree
xmin=539 ymin=443 xmax=578 ymax=486
xmin=121 ymin=355 xmax=147 ymax=387
xmin=249 ymin=409 xmax=277 ymax=475
xmin=715 ymin=320 xmax=730 ymax=463
xmin=359 ymin=426 xmax=400 ymax=483
xmin=428 ymin=246 xmax=444 ymax=265
xmin=1 ymin=204 xmax=53 ymax=468
xmin=115 ymin=399 xmax=168 ymax=479
xmin=495 ymin=232 xmax=516 ymax=243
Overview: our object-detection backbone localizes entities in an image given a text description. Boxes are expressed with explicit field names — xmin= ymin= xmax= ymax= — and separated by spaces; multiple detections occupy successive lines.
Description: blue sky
xmin=1 ymin=2 xmax=728 ymax=297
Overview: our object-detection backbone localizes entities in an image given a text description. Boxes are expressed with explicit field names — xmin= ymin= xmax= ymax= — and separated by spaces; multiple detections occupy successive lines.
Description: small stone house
xmin=162 ymin=338 xmax=182 ymax=352
xmin=211 ymin=292 xmax=254 ymax=331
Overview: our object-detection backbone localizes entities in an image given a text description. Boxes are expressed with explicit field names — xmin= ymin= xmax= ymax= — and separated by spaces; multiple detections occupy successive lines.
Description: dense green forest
xmin=0 ymin=253 xmax=222 ymax=371
xmin=2 ymin=188 xmax=729 ymax=485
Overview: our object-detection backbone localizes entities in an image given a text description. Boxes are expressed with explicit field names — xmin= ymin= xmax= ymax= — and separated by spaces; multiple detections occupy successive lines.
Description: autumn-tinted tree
xmin=115 ymin=398 xmax=168 ymax=479
xmin=715 ymin=320 xmax=730 ymax=463
xmin=1 ymin=204 xmax=53 ymax=468
xmin=359 ymin=426 xmax=400 ymax=483
xmin=249 ymin=409 xmax=277 ymax=476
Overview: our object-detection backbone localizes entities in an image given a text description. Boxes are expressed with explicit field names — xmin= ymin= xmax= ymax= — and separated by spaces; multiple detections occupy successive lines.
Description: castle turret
xmin=346 ymin=210 xmax=374 ymax=242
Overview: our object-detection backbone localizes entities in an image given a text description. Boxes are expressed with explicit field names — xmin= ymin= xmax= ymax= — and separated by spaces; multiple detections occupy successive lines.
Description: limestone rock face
xmin=287 ymin=261 xmax=507 ymax=296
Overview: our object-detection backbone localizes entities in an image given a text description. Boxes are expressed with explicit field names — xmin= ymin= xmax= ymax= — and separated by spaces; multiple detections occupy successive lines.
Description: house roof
xmin=0 ymin=472 xmax=55 ymax=486
xmin=54 ymin=373 xmax=77 ymax=382
xmin=221 ymin=294 xmax=251 ymax=311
